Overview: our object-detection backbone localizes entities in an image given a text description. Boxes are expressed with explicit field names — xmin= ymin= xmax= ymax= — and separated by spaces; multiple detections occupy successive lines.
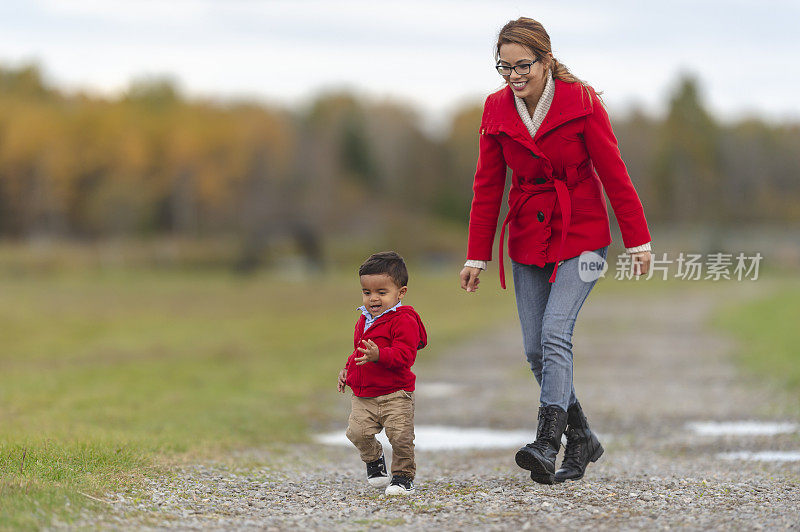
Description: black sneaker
xmin=366 ymin=454 xmax=390 ymax=487
xmin=384 ymin=475 xmax=414 ymax=496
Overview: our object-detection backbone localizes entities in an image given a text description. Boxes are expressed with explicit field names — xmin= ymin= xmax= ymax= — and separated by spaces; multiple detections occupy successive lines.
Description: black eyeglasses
xmin=496 ymin=59 xmax=539 ymax=76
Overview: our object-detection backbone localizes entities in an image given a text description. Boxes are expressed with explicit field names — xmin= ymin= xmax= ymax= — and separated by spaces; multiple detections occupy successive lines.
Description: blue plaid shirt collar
xmin=357 ymin=301 xmax=402 ymax=332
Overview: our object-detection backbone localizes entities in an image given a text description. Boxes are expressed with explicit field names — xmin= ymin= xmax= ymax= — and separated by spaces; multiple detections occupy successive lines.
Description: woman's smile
xmin=496 ymin=42 xmax=549 ymax=100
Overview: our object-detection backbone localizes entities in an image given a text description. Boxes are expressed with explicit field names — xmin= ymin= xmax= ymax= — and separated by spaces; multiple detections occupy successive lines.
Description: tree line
xmin=1 ymin=64 xmax=797 ymax=257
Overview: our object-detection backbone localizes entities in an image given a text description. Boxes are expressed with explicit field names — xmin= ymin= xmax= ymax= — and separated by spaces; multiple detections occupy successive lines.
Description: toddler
xmin=337 ymin=251 xmax=427 ymax=496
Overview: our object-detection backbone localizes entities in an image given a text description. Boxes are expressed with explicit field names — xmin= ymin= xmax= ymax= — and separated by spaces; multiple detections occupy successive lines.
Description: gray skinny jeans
xmin=511 ymin=245 xmax=609 ymax=411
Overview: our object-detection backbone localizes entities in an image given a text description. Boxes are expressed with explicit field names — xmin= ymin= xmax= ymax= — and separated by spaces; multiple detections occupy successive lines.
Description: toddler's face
xmin=360 ymin=274 xmax=407 ymax=317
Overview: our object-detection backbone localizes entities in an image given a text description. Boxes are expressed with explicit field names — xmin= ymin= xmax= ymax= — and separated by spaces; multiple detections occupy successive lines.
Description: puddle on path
xmin=716 ymin=451 xmax=800 ymax=462
xmin=316 ymin=425 xmax=534 ymax=451
xmin=686 ymin=421 xmax=798 ymax=436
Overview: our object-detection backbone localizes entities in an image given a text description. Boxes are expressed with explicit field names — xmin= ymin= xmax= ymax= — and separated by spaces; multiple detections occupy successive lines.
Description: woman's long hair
xmin=494 ymin=17 xmax=602 ymax=104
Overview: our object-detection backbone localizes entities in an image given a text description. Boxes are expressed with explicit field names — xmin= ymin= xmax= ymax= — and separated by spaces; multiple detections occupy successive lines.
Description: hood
xmin=394 ymin=305 xmax=427 ymax=350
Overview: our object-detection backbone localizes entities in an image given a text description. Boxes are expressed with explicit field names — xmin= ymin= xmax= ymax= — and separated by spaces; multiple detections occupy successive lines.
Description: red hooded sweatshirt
xmin=345 ymin=305 xmax=427 ymax=398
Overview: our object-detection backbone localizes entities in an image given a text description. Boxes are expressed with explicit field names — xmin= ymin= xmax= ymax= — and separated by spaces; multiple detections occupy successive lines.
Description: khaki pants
xmin=345 ymin=389 xmax=415 ymax=479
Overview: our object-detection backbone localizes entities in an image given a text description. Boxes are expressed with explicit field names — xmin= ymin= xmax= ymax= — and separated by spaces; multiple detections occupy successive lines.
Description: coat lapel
xmin=483 ymin=80 xmax=594 ymax=152
xmin=483 ymin=85 xmax=539 ymax=153
xmin=533 ymin=79 xmax=593 ymax=143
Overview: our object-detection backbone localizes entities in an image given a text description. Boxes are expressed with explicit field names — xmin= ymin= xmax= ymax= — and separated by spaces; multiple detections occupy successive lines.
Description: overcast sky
xmin=1 ymin=0 xmax=797 ymax=133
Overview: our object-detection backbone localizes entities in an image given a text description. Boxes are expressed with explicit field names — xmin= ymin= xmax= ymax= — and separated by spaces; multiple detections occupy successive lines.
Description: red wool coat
xmin=467 ymin=80 xmax=651 ymax=288
xmin=345 ymin=305 xmax=428 ymax=398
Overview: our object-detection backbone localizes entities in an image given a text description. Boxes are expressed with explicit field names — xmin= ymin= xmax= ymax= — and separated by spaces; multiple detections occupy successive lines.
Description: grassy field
xmin=0 ymin=244 xmax=793 ymax=529
xmin=712 ymin=276 xmax=800 ymax=399
xmin=0 ymin=265 xmax=519 ymax=528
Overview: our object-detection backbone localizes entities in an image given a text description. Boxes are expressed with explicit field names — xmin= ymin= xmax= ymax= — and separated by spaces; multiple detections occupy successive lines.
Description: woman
xmin=459 ymin=17 xmax=652 ymax=484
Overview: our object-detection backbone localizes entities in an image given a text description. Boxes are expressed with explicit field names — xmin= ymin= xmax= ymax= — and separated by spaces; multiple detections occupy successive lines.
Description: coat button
xmin=534 ymin=178 xmax=546 ymax=184
xmin=537 ymin=211 xmax=545 ymax=222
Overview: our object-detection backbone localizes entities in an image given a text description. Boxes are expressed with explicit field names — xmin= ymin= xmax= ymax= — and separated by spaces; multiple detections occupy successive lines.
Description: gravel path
xmin=61 ymin=281 xmax=800 ymax=530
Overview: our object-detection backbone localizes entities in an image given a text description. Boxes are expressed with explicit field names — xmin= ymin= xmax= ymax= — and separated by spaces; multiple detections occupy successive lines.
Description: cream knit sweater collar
xmin=514 ymin=70 xmax=555 ymax=139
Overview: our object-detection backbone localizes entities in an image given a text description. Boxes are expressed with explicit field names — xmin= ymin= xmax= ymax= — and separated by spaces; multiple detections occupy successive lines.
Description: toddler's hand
xmin=337 ymin=368 xmax=347 ymax=393
xmin=355 ymin=339 xmax=380 ymax=365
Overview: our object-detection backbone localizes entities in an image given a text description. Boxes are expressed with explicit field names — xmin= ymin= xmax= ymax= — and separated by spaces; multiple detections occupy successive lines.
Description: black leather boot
xmin=515 ymin=405 xmax=568 ymax=484
xmin=554 ymin=400 xmax=604 ymax=483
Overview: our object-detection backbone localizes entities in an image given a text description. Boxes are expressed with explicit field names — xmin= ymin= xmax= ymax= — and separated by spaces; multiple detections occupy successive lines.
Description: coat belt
xmin=498 ymin=177 xmax=572 ymax=289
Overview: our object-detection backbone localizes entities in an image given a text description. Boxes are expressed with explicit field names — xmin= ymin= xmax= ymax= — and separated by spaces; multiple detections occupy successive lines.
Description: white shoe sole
xmin=368 ymin=476 xmax=391 ymax=488
xmin=384 ymin=485 xmax=415 ymax=496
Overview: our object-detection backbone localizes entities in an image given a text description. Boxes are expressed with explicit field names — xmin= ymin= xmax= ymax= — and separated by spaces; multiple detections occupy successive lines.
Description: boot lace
xmin=540 ymin=408 xmax=559 ymax=438
xmin=562 ymin=428 xmax=584 ymax=465
xmin=526 ymin=408 xmax=559 ymax=450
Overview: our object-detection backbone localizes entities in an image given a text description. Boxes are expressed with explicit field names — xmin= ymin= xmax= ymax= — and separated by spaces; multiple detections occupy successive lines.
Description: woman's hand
xmin=460 ymin=266 xmax=482 ymax=292
xmin=631 ymin=251 xmax=651 ymax=276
